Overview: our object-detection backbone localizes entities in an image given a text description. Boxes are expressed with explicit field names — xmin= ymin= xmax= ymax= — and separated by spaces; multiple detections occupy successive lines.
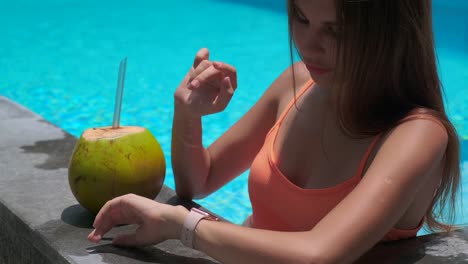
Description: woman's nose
xmin=303 ymin=31 xmax=326 ymax=56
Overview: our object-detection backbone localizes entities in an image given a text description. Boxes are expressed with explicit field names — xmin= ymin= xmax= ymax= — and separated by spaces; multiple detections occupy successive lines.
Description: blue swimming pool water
xmin=1 ymin=0 xmax=467 ymax=233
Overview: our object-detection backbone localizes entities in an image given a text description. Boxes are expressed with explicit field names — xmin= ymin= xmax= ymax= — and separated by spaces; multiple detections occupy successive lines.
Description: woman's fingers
xmin=113 ymin=232 xmax=140 ymax=246
xmin=193 ymin=48 xmax=210 ymax=69
xmin=89 ymin=214 xmax=119 ymax=242
xmin=176 ymin=49 xmax=238 ymax=116
xmin=93 ymin=197 xmax=122 ymax=228
xmin=213 ymin=61 xmax=238 ymax=89
xmin=189 ymin=65 xmax=225 ymax=90
xmin=87 ymin=229 xmax=100 ymax=242
xmin=113 ymin=224 xmax=156 ymax=246
xmin=89 ymin=196 xmax=137 ymax=242
xmin=188 ymin=60 xmax=214 ymax=87
xmin=213 ymin=77 xmax=235 ymax=111
xmin=189 ymin=53 xmax=237 ymax=93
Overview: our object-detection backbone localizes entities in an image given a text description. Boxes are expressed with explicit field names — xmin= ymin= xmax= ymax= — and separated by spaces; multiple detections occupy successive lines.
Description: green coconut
xmin=68 ymin=126 xmax=165 ymax=214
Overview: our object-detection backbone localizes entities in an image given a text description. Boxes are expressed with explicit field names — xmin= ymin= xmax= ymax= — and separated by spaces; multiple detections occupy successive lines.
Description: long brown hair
xmin=287 ymin=0 xmax=461 ymax=232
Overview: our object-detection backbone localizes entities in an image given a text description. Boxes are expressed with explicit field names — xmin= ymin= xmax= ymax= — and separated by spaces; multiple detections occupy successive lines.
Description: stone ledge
xmin=0 ymin=95 xmax=467 ymax=264
xmin=0 ymin=96 xmax=218 ymax=264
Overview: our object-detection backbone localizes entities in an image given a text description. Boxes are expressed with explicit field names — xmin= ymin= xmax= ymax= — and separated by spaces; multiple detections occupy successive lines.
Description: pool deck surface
xmin=1 ymin=95 xmax=468 ymax=263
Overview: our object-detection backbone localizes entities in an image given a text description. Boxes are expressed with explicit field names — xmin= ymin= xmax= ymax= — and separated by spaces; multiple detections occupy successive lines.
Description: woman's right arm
xmin=172 ymin=48 xmax=308 ymax=199
xmin=172 ymin=48 xmax=240 ymax=200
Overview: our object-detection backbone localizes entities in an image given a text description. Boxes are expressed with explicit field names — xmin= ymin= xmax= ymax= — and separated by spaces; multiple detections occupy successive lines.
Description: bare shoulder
xmin=386 ymin=115 xmax=448 ymax=150
xmin=373 ymin=116 xmax=449 ymax=177
xmin=363 ymin=114 xmax=450 ymax=183
xmin=266 ymin=61 xmax=311 ymax=112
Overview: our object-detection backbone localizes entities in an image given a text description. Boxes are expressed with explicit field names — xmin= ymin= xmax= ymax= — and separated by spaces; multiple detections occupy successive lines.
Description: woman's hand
xmin=174 ymin=48 xmax=237 ymax=117
xmin=87 ymin=194 xmax=188 ymax=246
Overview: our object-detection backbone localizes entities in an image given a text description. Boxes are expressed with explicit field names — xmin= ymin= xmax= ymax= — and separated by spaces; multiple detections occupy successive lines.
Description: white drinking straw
xmin=112 ymin=57 xmax=127 ymax=128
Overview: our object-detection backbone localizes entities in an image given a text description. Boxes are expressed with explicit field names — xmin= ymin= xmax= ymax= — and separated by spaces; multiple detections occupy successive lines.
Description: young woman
xmin=88 ymin=0 xmax=461 ymax=263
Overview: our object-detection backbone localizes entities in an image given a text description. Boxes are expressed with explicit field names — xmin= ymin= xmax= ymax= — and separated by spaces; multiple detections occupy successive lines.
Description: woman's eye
xmin=294 ymin=6 xmax=309 ymax=24
xmin=326 ymin=25 xmax=341 ymax=37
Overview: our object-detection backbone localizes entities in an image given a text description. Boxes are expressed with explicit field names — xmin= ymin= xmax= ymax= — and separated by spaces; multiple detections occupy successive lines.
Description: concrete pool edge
xmin=0 ymin=95 xmax=467 ymax=263
xmin=0 ymin=96 xmax=219 ymax=264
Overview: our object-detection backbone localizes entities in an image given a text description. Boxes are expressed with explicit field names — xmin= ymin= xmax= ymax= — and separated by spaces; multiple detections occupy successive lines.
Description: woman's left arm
xmin=89 ymin=119 xmax=448 ymax=264
xmin=192 ymin=119 xmax=448 ymax=264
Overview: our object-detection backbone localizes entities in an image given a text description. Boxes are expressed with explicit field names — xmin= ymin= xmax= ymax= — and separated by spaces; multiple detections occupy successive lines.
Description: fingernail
xmin=225 ymin=78 xmax=233 ymax=93
xmin=92 ymin=234 xmax=101 ymax=242
xmin=191 ymin=80 xmax=200 ymax=89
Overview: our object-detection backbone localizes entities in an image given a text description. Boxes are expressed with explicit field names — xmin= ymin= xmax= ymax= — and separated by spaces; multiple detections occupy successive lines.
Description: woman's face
xmin=291 ymin=0 xmax=339 ymax=88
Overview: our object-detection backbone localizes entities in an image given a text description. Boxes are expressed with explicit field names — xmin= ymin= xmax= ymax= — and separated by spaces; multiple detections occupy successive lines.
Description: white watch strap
xmin=180 ymin=208 xmax=210 ymax=248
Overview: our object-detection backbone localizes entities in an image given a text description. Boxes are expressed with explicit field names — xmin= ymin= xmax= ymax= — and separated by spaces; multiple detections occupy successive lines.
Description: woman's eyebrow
xmin=293 ymin=2 xmax=305 ymax=13
xmin=293 ymin=1 xmax=337 ymax=25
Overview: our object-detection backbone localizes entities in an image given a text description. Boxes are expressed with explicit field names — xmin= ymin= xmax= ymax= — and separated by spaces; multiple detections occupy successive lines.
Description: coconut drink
xmin=68 ymin=58 xmax=166 ymax=214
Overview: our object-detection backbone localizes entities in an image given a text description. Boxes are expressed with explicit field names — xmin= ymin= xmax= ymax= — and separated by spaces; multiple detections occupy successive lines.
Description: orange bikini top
xmin=248 ymin=79 xmax=424 ymax=241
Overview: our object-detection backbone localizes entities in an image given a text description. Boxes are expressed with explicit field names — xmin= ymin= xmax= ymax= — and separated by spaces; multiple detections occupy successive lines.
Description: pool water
xmin=1 ymin=0 xmax=467 ymax=233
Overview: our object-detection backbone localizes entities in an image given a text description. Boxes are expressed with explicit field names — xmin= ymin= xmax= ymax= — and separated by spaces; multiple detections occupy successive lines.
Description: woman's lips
xmin=305 ymin=64 xmax=331 ymax=75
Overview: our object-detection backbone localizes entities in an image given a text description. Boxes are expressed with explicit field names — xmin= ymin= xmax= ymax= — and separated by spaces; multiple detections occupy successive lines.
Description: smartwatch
xmin=180 ymin=207 xmax=219 ymax=249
